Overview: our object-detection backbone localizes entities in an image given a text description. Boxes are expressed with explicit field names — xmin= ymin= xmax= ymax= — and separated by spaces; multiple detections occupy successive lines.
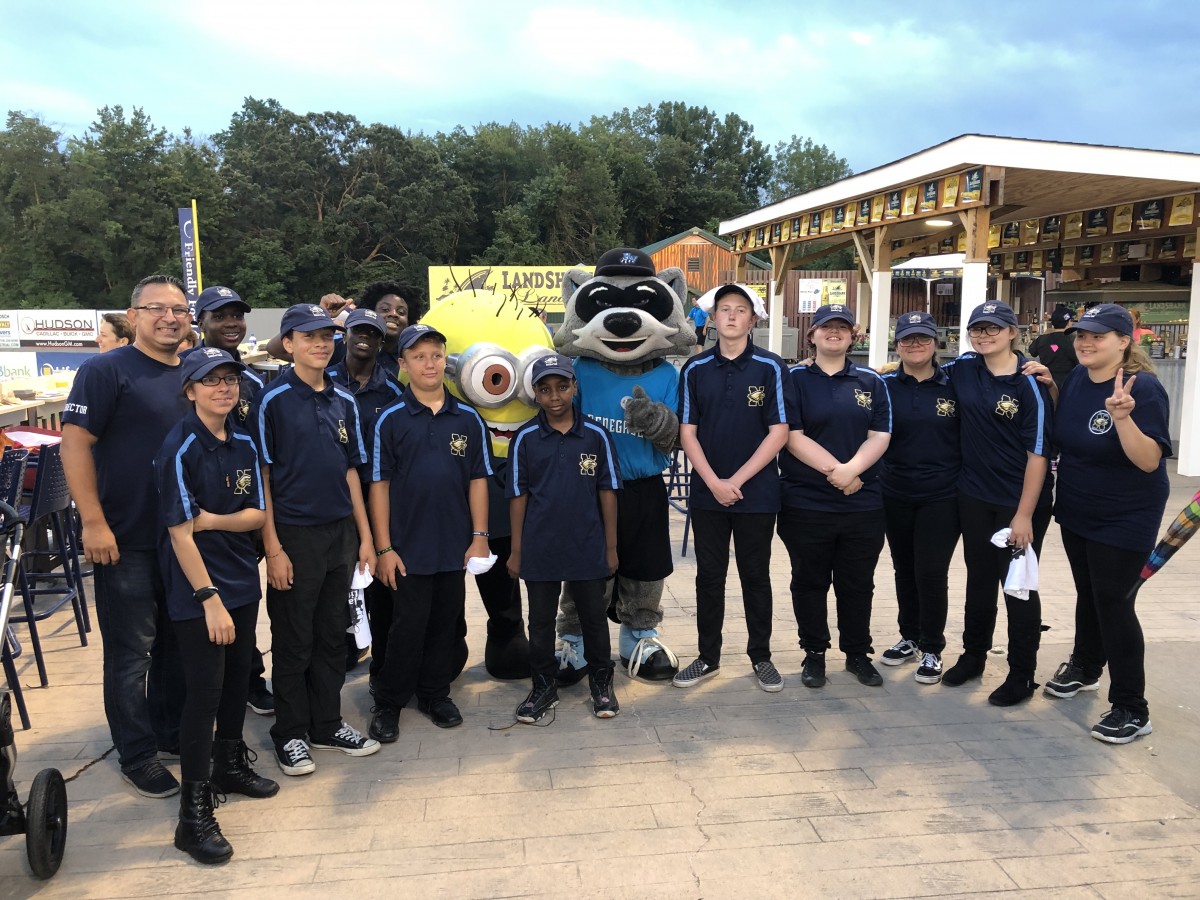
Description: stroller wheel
xmin=26 ymin=768 xmax=67 ymax=879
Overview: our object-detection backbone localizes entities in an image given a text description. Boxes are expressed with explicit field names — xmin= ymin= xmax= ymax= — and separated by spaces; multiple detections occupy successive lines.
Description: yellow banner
xmin=428 ymin=266 xmax=594 ymax=311
xmin=1169 ymin=194 xmax=1195 ymax=227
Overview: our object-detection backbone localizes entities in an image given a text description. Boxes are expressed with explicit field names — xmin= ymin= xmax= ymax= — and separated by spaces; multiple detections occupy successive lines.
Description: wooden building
xmin=643 ymin=227 xmax=768 ymax=295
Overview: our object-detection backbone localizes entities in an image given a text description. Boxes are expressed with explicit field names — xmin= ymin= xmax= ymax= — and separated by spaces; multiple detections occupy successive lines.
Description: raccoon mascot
xmin=553 ymin=248 xmax=695 ymax=682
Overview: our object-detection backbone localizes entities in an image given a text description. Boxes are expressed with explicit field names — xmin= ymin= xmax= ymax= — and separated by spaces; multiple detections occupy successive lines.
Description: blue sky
xmin=2 ymin=0 xmax=1197 ymax=172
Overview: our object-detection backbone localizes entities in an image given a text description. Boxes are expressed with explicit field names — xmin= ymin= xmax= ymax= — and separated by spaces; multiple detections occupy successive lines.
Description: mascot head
xmin=419 ymin=290 xmax=555 ymax=458
xmin=555 ymin=247 xmax=694 ymax=363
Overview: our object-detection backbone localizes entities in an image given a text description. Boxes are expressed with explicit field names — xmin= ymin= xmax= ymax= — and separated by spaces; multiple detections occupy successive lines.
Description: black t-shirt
xmin=1028 ymin=330 xmax=1079 ymax=390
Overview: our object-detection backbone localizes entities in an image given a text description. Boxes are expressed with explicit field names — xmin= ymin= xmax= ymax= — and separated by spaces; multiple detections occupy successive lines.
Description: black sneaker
xmin=801 ymin=651 xmax=826 ymax=688
xmin=942 ymin=653 xmax=985 ymax=686
xmin=121 ymin=757 xmax=180 ymax=798
xmin=672 ymin=659 xmax=719 ymax=687
xmin=880 ymin=639 xmax=918 ymax=666
xmin=516 ymin=675 xmax=560 ymax=723
xmin=988 ymin=674 xmax=1038 ymax=707
xmin=247 ymin=684 xmax=275 ymax=716
xmin=846 ymin=653 xmax=883 ymax=686
xmin=309 ymin=723 xmax=381 ymax=756
xmin=274 ymin=738 xmax=316 ymax=776
xmin=1044 ymin=659 xmax=1100 ymax=699
xmin=369 ymin=705 xmax=401 ymax=743
xmin=914 ymin=652 xmax=943 ymax=684
xmin=753 ymin=660 xmax=784 ymax=693
xmin=589 ymin=665 xmax=620 ymax=719
xmin=1091 ymin=707 xmax=1153 ymax=744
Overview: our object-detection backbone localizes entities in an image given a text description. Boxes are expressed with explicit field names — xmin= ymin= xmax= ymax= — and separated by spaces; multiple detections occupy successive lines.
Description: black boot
xmin=174 ymin=781 xmax=232 ymax=864
xmin=211 ymin=739 xmax=280 ymax=799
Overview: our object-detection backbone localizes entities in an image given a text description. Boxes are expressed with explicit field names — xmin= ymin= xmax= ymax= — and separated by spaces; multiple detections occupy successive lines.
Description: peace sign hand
xmin=1105 ymin=369 xmax=1137 ymax=421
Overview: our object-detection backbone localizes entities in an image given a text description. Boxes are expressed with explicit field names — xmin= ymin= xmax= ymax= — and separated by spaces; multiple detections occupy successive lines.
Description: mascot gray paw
xmin=623 ymin=386 xmax=679 ymax=455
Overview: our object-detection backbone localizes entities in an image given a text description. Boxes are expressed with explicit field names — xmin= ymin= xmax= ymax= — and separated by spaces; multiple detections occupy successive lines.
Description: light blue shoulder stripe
xmin=680 ymin=355 xmax=714 ymax=423
xmin=582 ymin=421 xmax=620 ymax=490
xmin=752 ymin=353 xmax=787 ymax=423
xmin=508 ymin=424 xmax=539 ymax=496
xmin=174 ymin=433 xmax=198 ymax=520
xmin=255 ymin=381 xmax=293 ymax=465
xmin=332 ymin=384 xmax=367 ymax=460
xmin=860 ymin=367 xmax=893 ymax=432
xmin=371 ymin=402 xmax=407 ymax=482
xmin=1024 ymin=373 xmax=1047 ymax=455
xmin=461 ymin=405 xmax=495 ymax=476
xmin=231 ymin=432 xmax=265 ymax=508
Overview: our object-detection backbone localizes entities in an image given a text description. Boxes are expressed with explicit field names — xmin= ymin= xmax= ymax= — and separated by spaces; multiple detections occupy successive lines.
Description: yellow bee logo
xmin=995 ymin=395 xmax=1019 ymax=419
xmin=337 ymin=419 xmax=348 ymax=443
xmin=237 ymin=399 xmax=250 ymax=422
xmin=936 ymin=398 xmax=956 ymax=417
xmin=855 ymin=389 xmax=872 ymax=409
xmin=449 ymin=433 xmax=467 ymax=456
xmin=234 ymin=469 xmax=252 ymax=495
xmin=580 ymin=454 xmax=597 ymax=476
xmin=747 ymin=385 xmax=765 ymax=407
xmin=1089 ymin=411 xmax=1113 ymax=434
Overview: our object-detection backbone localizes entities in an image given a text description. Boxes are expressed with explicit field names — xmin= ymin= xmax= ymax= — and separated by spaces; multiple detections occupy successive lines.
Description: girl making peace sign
xmin=1046 ymin=304 xmax=1172 ymax=744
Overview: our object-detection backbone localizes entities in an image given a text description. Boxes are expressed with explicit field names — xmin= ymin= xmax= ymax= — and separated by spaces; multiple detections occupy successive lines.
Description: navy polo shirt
xmin=371 ymin=387 xmax=492 ymax=576
xmin=1054 ymin=367 xmax=1172 ymax=551
xmin=249 ymin=367 xmax=367 ymax=526
xmin=944 ymin=352 xmax=1054 ymax=508
xmin=154 ymin=412 xmax=265 ymax=622
xmin=879 ymin=366 xmax=961 ymax=503
xmin=678 ymin=340 xmax=791 ymax=514
xmin=781 ymin=358 xmax=892 ymax=512
xmin=328 ymin=338 xmax=399 ymax=379
xmin=507 ymin=409 xmax=622 ymax=582
xmin=62 ymin=346 xmax=191 ymax=550
xmin=327 ymin=361 xmax=403 ymax=480
xmin=183 ymin=343 xmax=265 ymax=427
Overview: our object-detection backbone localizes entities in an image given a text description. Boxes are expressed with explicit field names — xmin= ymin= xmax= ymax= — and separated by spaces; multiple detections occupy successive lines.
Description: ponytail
xmin=1122 ymin=342 xmax=1156 ymax=375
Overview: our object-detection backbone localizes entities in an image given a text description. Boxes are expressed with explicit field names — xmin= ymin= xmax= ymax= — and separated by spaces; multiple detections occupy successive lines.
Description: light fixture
xmin=925 ymin=218 xmax=955 ymax=228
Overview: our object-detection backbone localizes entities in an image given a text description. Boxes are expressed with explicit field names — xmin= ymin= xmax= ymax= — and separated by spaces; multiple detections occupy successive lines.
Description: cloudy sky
xmin=3 ymin=0 xmax=1197 ymax=172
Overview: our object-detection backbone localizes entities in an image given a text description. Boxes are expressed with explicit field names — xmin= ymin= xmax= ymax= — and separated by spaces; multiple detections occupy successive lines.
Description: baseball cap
xmin=397 ymin=323 xmax=447 ymax=351
xmin=968 ymin=300 xmax=1019 ymax=328
xmin=279 ymin=303 xmax=344 ymax=335
xmin=195 ymin=286 xmax=250 ymax=317
xmin=811 ymin=303 xmax=855 ymax=328
xmin=530 ymin=354 xmax=575 ymax=384
xmin=1066 ymin=303 xmax=1133 ymax=337
xmin=696 ymin=283 xmax=768 ymax=318
xmin=594 ymin=247 xmax=656 ymax=277
xmin=344 ymin=308 xmax=387 ymax=336
xmin=1050 ymin=306 xmax=1074 ymax=328
xmin=180 ymin=347 xmax=246 ymax=384
xmin=894 ymin=311 xmax=938 ymax=339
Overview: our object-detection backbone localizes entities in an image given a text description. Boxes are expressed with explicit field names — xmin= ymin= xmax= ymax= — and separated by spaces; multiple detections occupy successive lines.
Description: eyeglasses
xmin=967 ymin=323 xmax=1004 ymax=337
xmin=197 ymin=374 xmax=242 ymax=387
xmin=133 ymin=305 xmax=192 ymax=319
xmin=897 ymin=335 xmax=934 ymax=347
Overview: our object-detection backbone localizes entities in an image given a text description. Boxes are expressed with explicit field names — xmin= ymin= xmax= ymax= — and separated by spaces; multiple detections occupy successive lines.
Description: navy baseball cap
xmin=397 ymin=323 xmax=447 ymax=351
xmin=344 ymin=308 xmax=387 ymax=336
xmin=968 ymin=300 xmax=1019 ymax=328
xmin=195 ymin=285 xmax=250 ymax=317
xmin=280 ymin=303 xmax=344 ymax=335
xmin=811 ymin=304 xmax=855 ymax=328
xmin=1066 ymin=303 xmax=1133 ymax=337
xmin=895 ymin=311 xmax=938 ymax=339
xmin=180 ymin=347 xmax=246 ymax=384
xmin=530 ymin=354 xmax=575 ymax=384
xmin=594 ymin=247 xmax=656 ymax=277
xmin=1050 ymin=306 xmax=1074 ymax=328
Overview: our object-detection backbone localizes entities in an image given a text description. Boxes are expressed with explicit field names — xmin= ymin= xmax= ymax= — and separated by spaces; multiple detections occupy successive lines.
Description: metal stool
xmin=663 ymin=448 xmax=692 ymax=557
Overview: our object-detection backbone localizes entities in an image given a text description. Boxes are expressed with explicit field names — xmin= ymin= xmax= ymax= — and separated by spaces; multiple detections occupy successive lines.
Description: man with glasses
xmin=62 ymin=275 xmax=192 ymax=799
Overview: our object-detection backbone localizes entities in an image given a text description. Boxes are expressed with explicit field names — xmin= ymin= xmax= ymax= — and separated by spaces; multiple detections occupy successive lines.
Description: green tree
xmin=768 ymin=135 xmax=852 ymax=202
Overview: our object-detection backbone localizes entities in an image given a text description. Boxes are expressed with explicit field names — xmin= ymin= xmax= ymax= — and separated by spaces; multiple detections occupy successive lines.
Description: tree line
xmin=0 ymin=99 xmax=852 ymax=309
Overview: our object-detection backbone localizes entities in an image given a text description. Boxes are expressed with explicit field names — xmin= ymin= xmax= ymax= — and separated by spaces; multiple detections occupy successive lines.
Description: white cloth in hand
xmin=466 ymin=553 xmax=498 ymax=575
xmin=989 ymin=528 xmax=1040 ymax=600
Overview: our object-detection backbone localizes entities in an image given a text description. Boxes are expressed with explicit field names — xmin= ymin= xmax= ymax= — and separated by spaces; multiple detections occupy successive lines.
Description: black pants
xmin=374 ymin=570 xmax=465 ymax=710
xmin=527 ymin=579 xmax=610 ymax=678
xmin=883 ymin=493 xmax=960 ymax=655
xmin=777 ymin=506 xmax=885 ymax=656
xmin=266 ymin=518 xmax=356 ymax=743
xmin=957 ymin=493 xmax=1050 ymax=679
xmin=691 ymin=508 xmax=776 ymax=667
xmin=248 ymin=646 xmax=268 ymax=693
xmin=1060 ymin=527 xmax=1149 ymax=718
xmin=365 ymin=580 xmax=393 ymax=679
xmin=173 ymin=602 xmax=258 ymax=782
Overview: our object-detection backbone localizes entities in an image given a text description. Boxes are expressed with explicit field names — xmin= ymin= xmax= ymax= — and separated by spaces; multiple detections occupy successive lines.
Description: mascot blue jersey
xmin=574 ymin=357 xmax=678 ymax=481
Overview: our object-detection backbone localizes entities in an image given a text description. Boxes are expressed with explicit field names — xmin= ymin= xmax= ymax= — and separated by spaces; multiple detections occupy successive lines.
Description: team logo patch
xmin=747 ymin=385 xmax=765 ymax=407
xmin=237 ymin=398 xmax=250 ymax=422
xmin=908 ymin=313 xmax=923 ymax=323
xmin=983 ymin=303 xmax=997 ymax=314
xmin=995 ymin=394 xmax=1019 ymax=419
xmin=337 ymin=419 xmax=348 ymax=443
xmin=580 ymin=454 xmax=597 ymax=476
xmin=1089 ymin=410 xmax=1113 ymax=434
xmin=449 ymin=433 xmax=467 ymax=456
xmin=620 ymin=252 xmax=638 ymax=265
xmin=936 ymin=398 xmax=956 ymax=417
xmin=854 ymin=389 xmax=872 ymax=409
xmin=234 ymin=469 xmax=252 ymax=495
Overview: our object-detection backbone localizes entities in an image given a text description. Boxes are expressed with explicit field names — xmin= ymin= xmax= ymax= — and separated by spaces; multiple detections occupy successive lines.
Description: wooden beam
xmin=850 ymin=231 xmax=874 ymax=280
xmin=958 ymin=207 xmax=991 ymax=262
xmin=872 ymin=225 xmax=890 ymax=272
xmin=770 ymin=246 xmax=790 ymax=294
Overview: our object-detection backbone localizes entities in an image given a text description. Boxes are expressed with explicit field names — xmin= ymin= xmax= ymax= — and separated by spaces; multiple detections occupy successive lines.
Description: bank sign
xmin=16 ymin=310 xmax=99 ymax=349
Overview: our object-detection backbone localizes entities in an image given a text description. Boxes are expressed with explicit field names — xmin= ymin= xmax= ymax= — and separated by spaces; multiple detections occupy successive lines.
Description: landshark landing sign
xmin=427 ymin=266 xmax=594 ymax=312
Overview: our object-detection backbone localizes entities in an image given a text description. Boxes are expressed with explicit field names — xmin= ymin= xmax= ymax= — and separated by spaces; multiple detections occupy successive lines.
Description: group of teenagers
xmin=58 ymin=272 xmax=1170 ymax=867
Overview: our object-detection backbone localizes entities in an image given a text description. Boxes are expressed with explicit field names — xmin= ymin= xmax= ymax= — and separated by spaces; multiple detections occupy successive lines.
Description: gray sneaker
xmin=753 ymin=660 xmax=784 ymax=692
xmin=121 ymin=757 xmax=180 ymax=798
xmin=672 ymin=659 xmax=719 ymax=687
